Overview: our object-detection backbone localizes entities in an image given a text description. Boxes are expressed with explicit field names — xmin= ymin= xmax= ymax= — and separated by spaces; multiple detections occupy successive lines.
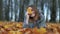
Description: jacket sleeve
xmin=37 ymin=13 xmax=46 ymax=28
xmin=24 ymin=12 xmax=29 ymax=24
xmin=23 ymin=12 xmax=30 ymax=28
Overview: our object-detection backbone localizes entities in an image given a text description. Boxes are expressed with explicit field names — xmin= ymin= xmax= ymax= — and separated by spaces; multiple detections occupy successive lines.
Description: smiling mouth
xmin=29 ymin=16 xmax=34 ymax=19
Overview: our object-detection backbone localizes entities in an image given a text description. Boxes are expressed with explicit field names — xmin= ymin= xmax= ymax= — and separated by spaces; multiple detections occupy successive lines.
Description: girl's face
xmin=27 ymin=7 xmax=35 ymax=17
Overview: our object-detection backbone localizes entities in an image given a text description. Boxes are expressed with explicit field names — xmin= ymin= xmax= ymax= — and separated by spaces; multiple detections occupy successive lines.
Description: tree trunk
xmin=0 ymin=0 xmax=2 ymax=20
xmin=50 ymin=0 xmax=56 ymax=22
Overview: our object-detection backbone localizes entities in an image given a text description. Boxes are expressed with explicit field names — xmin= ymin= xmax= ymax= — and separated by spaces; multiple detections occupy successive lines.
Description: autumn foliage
xmin=0 ymin=22 xmax=60 ymax=34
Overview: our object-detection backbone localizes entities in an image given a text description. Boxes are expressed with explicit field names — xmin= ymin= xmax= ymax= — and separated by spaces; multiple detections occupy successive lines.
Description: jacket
xmin=23 ymin=11 xmax=46 ymax=28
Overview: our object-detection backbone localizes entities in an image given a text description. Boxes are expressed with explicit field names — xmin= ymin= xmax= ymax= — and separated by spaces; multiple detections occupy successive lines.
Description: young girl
xmin=23 ymin=5 xmax=46 ymax=28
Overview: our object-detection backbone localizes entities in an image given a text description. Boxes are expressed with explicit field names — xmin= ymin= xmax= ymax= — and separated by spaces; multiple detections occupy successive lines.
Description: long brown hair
xmin=27 ymin=5 xmax=40 ymax=22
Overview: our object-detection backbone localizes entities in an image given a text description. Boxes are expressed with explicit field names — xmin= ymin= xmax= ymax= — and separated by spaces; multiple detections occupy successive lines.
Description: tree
xmin=50 ymin=0 xmax=56 ymax=22
xmin=19 ymin=0 xmax=24 ymax=22
xmin=0 ymin=0 xmax=2 ymax=20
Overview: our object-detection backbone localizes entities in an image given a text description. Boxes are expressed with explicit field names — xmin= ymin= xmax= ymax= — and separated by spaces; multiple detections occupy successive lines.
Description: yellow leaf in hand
xmin=27 ymin=7 xmax=32 ymax=14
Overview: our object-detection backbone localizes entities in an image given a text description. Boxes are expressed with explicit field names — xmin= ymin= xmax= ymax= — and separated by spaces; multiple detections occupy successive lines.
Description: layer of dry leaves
xmin=0 ymin=21 xmax=60 ymax=34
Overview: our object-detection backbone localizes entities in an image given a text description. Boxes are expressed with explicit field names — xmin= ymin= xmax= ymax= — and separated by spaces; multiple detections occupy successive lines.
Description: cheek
xmin=31 ymin=13 xmax=35 ymax=17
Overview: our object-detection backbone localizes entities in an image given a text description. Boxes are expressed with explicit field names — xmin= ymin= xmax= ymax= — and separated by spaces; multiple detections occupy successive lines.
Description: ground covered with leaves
xmin=0 ymin=21 xmax=60 ymax=34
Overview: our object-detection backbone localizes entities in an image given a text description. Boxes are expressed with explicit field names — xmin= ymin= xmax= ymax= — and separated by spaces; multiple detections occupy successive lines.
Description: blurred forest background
xmin=0 ymin=0 xmax=60 ymax=23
